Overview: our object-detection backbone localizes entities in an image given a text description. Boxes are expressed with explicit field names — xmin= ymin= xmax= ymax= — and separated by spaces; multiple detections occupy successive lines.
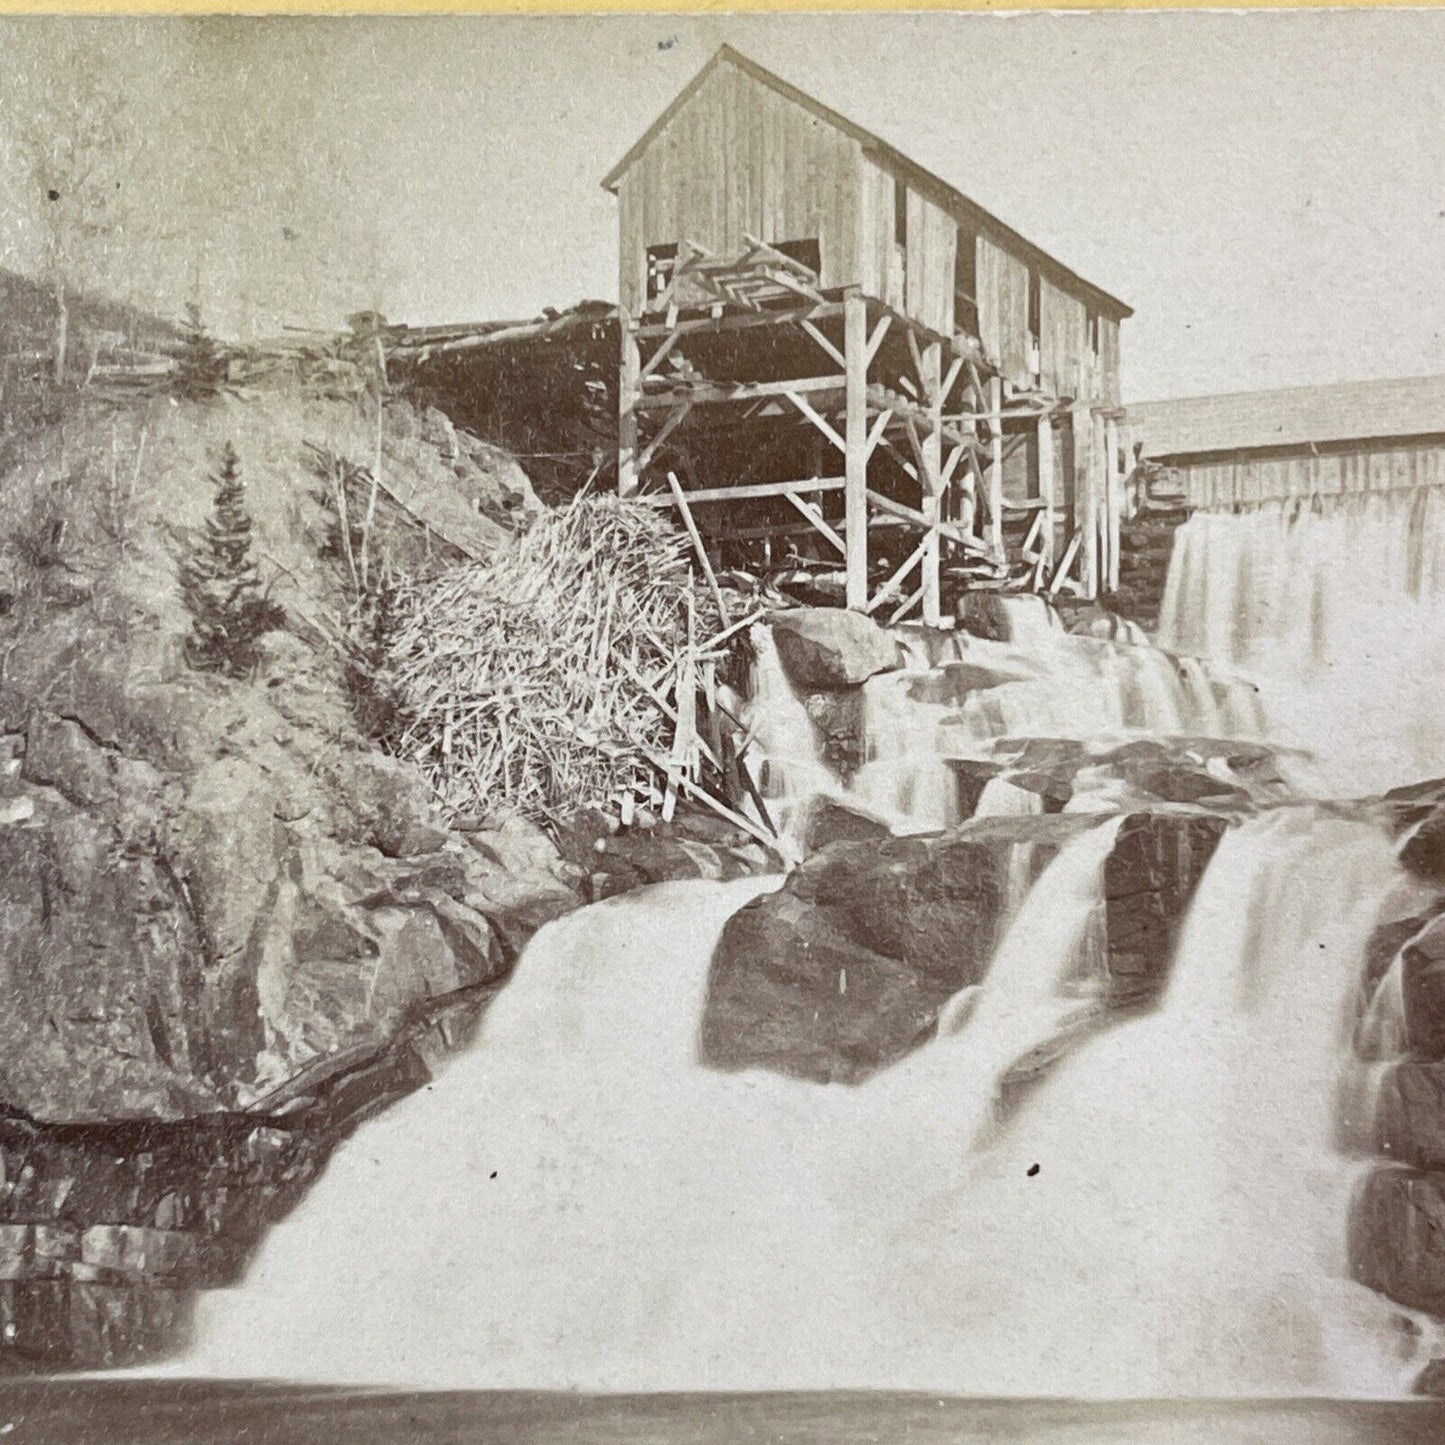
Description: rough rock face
xmin=701 ymin=831 xmax=1012 ymax=1085
xmin=769 ymin=609 xmax=902 ymax=690
xmin=1351 ymin=1169 xmax=1445 ymax=1316
xmin=701 ymin=810 xmax=1228 ymax=1085
xmin=1375 ymin=1064 xmax=1445 ymax=1170
xmin=1110 ymin=507 xmax=1189 ymax=632
xmin=0 ymin=392 xmax=584 ymax=1125
xmin=1400 ymin=807 xmax=1445 ymax=887
xmin=1403 ymin=916 xmax=1445 ymax=1060
xmin=1103 ymin=812 xmax=1232 ymax=1005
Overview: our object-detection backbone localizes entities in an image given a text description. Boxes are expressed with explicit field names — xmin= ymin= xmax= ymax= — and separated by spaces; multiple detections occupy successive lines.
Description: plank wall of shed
xmin=617 ymin=63 xmax=864 ymax=317
xmin=1179 ymin=435 xmax=1445 ymax=509
xmin=614 ymin=56 xmax=1124 ymax=409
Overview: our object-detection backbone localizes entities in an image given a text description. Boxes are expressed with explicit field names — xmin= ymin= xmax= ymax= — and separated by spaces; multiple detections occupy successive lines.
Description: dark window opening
xmin=893 ymin=176 xmax=908 ymax=250
xmin=1027 ymin=269 xmax=1042 ymax=341
xmin=771 ymin=237 xmax=821 ymax=277
xmin=1087 ymin=309 xmax=1101 ymax=357
xmin=646 ymin=243 xmax=678 ymax=303
xmin=954 ymin=228 xmax=978 ymax=335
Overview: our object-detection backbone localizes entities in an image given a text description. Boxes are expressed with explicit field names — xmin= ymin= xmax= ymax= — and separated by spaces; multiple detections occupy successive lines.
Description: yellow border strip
xmin=1 ymin=0 xmax=1438 ymax=13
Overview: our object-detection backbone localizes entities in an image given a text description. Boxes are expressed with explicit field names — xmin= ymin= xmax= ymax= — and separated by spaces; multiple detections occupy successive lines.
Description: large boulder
xmin=1350 ymin=1168 xmax=1445 ymax=1315
xmin=701 ymin=831 xmax=1012 ymax=1084
xmin=1400 ymin=806 xmax=1445 ymax=887
xmin=700 ymin=808 xmax=1230 ymax=1086
xmin=1103 ymin=812 xmax=1231 ymax=1005
xmin=768 ymin=609 xmax=901 ymax=690
xmin=1375 ymin=1064 xmax=1445 ymax=1170
xmin=1404 ymin=916 xmax=1445 ymax=1059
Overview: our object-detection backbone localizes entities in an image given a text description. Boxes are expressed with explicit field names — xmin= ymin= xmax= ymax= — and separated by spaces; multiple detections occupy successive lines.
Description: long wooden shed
xmin=1131 ymin=374 xmax=1445 ymax=510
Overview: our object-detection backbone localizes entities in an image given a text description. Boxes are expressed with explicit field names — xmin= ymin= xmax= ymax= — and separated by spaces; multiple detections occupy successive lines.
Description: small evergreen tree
xmin=173 ymin=302 xmax=227 ymax=401
xmin=179 ymin=443 xmax=284 ymax=678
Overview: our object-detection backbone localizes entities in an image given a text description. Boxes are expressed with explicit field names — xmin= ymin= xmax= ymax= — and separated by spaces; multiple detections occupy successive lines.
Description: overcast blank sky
xmin=3 ymin=11 xmax=1443 ymax=402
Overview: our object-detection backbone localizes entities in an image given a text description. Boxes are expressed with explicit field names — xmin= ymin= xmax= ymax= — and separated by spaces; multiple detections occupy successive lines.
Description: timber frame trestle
xmin=618 ymin=243 xmax=1124 ymax=623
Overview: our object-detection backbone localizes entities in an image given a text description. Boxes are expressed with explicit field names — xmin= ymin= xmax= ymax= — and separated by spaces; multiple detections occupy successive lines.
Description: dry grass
xmin=387 ymin=494 xmax=738 ymax=823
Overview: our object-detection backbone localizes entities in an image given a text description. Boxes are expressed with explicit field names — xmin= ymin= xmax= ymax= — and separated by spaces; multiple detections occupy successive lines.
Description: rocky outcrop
xmin=1103 ymin=812 xmax=1232 ymax=1005
xmin=1351 ymin=1170 xmax=1445 ymax=1317
xmin=1403 ymin=917 xmax=1445 ymax=1059
xmin=701 ymin=809 xmax=1229 ymax=1085
xmin=1375 ymin=1064 xmax=1445 ymax=1170
xmin=769 ymin=608 xmax=901 ymax=690
xmin=701 ymin=829 xmax=1016 ymax=1084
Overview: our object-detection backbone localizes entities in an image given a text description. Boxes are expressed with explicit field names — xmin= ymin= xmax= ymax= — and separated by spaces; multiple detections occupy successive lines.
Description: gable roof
xmin=602 ymin=45 xmax=1132 ymax=321
xmin=1130 ymin=374 xmax=1445 ymax=460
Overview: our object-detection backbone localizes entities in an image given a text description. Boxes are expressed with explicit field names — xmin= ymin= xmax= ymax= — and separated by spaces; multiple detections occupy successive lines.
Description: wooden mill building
xmin=604 ymin=46 xmax=1133 ymax=624
xmin=1130 ymin=373 xmax=1445 ymax=510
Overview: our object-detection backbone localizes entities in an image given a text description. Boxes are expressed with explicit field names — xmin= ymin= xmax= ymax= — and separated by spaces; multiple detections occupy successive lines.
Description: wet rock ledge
xmin=701 ymin=807 xmax=1229 ymax=1086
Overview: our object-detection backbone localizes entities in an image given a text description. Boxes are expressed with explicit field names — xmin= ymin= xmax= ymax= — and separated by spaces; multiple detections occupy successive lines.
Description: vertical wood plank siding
xmin=1039 ymin=278 xmax=1087 ymax=399
xmin=1179 ymin=438 xmax=1445 ymax=509
xmin=618 ymin=65 xmax=863 ymax=315
xmin=977 ymin=237 xmax=1033 ymax=387
xmin=616 ymin=55 xmax=1124 ymax=411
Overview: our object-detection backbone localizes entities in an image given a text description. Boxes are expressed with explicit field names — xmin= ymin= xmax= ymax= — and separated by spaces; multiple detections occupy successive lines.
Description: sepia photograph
xmin=2 ymin=9 xmax=1445 ymax=1441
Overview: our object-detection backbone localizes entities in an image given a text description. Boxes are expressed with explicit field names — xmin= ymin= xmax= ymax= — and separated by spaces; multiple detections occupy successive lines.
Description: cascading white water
xmin=1159 ymin=489 xmax=1445 ymax=792
xmin=183 ymin=810 xmax=1426 ymax=1397
xmin=178 ymin=497 xmax=1445 ymax=1397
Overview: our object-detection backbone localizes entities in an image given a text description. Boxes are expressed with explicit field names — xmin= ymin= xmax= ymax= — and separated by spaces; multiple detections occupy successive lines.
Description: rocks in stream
xmin=700 ymin=810 xmax=1229 ymax=1085
xmin=1375 ymin=1064 xmax=1445 ymax=1170
xmin=1351 ymin=1170 xmax=1445 ymax=1316
xmin=769 ymin=608 xmax=902 ymax=689
xmin=1402 ymin=916 xmax=1445 ymax=1059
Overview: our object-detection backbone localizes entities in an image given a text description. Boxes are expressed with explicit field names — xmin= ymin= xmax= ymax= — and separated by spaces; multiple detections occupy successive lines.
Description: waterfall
xmin=182 ymin=809 xmax=1428 ymax=1396
xmin=742 ymin=623 xmax=839 ymax=835
xmin=1159 ymin=489 xmax=1445 ymax=792
xmin=175 ymin=511 xmax=1445 ymax=1397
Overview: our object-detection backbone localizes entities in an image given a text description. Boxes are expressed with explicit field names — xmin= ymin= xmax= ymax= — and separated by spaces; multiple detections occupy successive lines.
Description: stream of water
xmin=178 ymin=489 xmax=1445 ymax=1399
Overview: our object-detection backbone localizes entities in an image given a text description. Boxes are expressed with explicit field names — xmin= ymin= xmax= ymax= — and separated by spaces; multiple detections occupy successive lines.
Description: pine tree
xmin=173 ymin=302 xmax=227 ymax=401
xmin=179 ymin=443 xmax=284 ymax=678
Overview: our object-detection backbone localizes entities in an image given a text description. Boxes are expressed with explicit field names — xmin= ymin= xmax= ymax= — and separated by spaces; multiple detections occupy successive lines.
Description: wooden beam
xmin=845 ymin=292 xmax=869 ymax=611
xmin=637 ymin=327 xmax=683 ymax=384
xmin=921 ymin=337 xmax=943 ymax=626
xmin=637 ymin=374 xmax=844 ymax=410
xmin=1047 ymin=528 xmax=1083 ymax=598
xmin=666 ymin=472 xmax=729 ymax=625
xmin=636 ymin=476 xmax=845 ymax=507
xmin=866 ymin=488 xmax=992 ymax=556
xmin=865 ymin=314 xmax=892 ymax=368
xmin=864 ymin=408 xmax=892 ymax=462
xmin=888 ymin=584 xmax=926 ymax=626
xmin=800 ymin=318 xmax=847 ymax=372
xmin=634 ymin=302 xmax=844 ymax=340
xmin=1075 ymin=405 xmax=1098 ymax=599
xmin=867 ymin=534 xmax=928 ymax=615
xmin=1105 ymin=416 xmax=1122 ymax=593
xmin=637 ymin=397 xmax=694 ymax=473
xmin=783 ymin=490 xmax=847 ymax=556
xmin=619 ymin=314 xmax=641 ymax=496
xmin=786 ymin=389 xmax=848 ymax=456
xmin=1037 ymin=412 xmax=1056 ymax=575
xmin=987 ymin=375 xmax=1004 ymax=559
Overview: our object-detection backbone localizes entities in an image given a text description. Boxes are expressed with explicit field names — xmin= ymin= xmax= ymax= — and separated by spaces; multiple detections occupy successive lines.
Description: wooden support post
xmin=987 ymin=375 xmax=1004 ymax=560
xmin=1090 ymin=410 xmax=1107 ymax=600
xmin=921 ymin=338 xmax=943 ymax=626
xmin=1076 ymin=405 xmax=1098 ymax=599
xmin=619 ymin=313 xmax=641 ymax=496
xmin=1105 ymin=416 xmax=1122 ymax=594
xmin=1037 ymin=412 xmax=1056 ymax=580
xmin=844 ymin=292 xmax=869 ymax=611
